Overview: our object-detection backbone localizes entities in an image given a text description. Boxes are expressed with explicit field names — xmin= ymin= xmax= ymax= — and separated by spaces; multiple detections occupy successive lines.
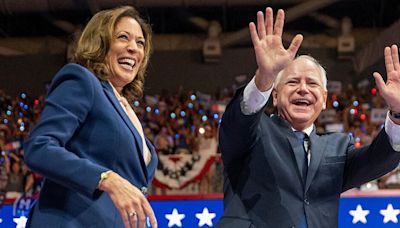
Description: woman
xmin=24 ymin=6 xmax=158 ymax=228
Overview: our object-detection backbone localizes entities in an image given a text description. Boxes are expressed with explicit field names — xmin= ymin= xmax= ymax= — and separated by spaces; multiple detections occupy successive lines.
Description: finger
xmin=391 ymin=44 xmax=400 ymax=71
xmin=135 ymin=203 xmax=146 ymax=228
xmin=118 ymin=207 xmax=131 ymax=228
xmin=142 ymin=199 xmax=158 ymax=228
xmin=273 ymin=9 xmax=285 ymax=36
xmin=249 ymin=22 xmax=260 ymax=46
xmin=287 ymin=34 xmax=303 ymax=56
xmin=257 ymin=11 xmax=266 ymax=39
xmin=384 ymin=46 xmax=395 ymax=74
xmin=373 ymin=72 xmax=386 ymax=96
xmin=265 ymin=7 xmax=273 ymax=35
xmin=129 ymin=211 xmax=138 ymax=228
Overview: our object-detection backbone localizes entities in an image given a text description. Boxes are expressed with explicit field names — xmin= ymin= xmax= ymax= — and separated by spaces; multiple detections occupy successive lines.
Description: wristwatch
xmin=389 ymin=110 xmax=400 ymax=119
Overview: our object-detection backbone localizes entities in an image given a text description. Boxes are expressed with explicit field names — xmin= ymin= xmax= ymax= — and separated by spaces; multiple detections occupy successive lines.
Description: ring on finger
xmin=128 ymin=211 xmax=137 ymax=217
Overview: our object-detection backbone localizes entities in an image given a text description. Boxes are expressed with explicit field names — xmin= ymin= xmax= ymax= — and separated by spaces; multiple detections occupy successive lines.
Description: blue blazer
xmin=216 ymin=87 xmax=400 ymax=228
xmin=24 ymin=63 xmax=158 ymax=227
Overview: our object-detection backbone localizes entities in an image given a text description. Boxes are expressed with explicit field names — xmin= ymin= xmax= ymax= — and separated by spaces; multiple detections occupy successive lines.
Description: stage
xmin=1 ymin=190 xmax=400 ymax=227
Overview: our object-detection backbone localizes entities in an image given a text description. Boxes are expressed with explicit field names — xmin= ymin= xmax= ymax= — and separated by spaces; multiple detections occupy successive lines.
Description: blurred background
xmin=1 ymin=0 xmax=400 ymax=226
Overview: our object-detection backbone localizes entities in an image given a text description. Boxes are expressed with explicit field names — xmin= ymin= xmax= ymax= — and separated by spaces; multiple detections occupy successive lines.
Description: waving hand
xmin=249 ymin=7 xmax=303 ymax=91
xmin=373 ymin=45 xmax=400 ymax=124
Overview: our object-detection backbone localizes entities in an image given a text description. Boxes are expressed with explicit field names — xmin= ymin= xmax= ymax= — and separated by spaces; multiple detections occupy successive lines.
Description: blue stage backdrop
xmin=1 ymin=191 xmax=400 ymax=227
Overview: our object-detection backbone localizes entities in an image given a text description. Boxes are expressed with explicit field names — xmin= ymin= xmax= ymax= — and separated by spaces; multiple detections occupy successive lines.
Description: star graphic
xmin=349 ymin=204 xmax=370 ymax=224
xmin=13 ymin=216 xmax=28 ymax=228
xmin=165 ymin=208 xmax=185 ymax=227
xmin=380 ymin=203 xmax=400 ymax=224
xmin=196 ymin=207 xmax=216 ymax=227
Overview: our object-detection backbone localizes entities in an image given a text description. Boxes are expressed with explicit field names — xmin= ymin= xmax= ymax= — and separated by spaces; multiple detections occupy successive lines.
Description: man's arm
xmin=385 ymin=112 xmax=400 ymax=151
xmin=241 ymin=77 xmax=272 ymax=115
xmin=342 ymin=45 xmax=400 ymax=190
xmin=373 ymin=45 xmax=400 ymax=150
xmin=343 ymin=129 xmax=400 ymax=191
xmin=220 ymin=8 xmax=302 ymax=167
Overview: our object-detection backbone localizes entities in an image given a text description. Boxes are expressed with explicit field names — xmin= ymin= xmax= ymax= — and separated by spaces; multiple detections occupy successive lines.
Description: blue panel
xmin=339 ymin=197 xmax=400 ymax=228
xmin=2 ymin=196 xmax=400 ymax=227
xmin=151 ymin=199 xmax=223 ymax=227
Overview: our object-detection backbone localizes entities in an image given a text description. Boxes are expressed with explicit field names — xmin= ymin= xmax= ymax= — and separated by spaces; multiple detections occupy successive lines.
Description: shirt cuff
xmin=385 ymin=112 xmax=400 ymax=152
xmin=241 ymin=76 xmax=273 ymax=115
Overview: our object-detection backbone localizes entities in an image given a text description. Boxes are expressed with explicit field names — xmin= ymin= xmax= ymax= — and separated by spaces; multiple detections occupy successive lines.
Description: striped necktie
xmin=294 ymin=131 xmax=310 ymax=184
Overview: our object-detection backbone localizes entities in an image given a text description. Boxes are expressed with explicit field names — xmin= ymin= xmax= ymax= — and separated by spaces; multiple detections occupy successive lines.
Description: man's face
xmin=272 ymin=57 xmax=327 ymax=130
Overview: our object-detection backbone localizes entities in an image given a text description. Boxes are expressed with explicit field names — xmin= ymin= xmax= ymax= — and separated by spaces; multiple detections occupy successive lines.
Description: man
xmin=217 ymin=7 xmax=400 ymax=228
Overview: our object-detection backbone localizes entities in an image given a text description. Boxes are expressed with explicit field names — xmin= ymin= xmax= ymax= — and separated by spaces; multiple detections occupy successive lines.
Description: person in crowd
xmin=154 ymin=126 xmax=174 ymax=154
xmin=197 ymin=124 xmax=218 ymax=193
xmin=0 ymin=140 xmax=8 ymax=199
xmin=5 ymin=160 xmax=24 ymax=198
xmin=217 ymin=7 xmax=400 ymax=228
xmin=24 ymin=6 xmax=158 ymax=228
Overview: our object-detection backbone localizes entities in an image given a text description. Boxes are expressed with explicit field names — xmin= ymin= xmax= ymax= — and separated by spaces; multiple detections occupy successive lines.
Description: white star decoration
xmin=380 ymin=203 xmax=400 ymax=224
xmin=13 ymin=216 xmax=28 ymax=228
xmin=349 ymin=204 xmax=370 ymax=224
xmin=195 ymin=207 xmax=216 ymax=227
xmin=165 ymin=208 xmax=185 ymax=227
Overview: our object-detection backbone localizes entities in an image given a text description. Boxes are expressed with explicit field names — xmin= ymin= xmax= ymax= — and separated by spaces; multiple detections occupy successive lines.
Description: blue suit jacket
xmin=216 ymin=87 xmax=400 ymax=228
xmin=24 ymin=63 xmax=158 ymax=227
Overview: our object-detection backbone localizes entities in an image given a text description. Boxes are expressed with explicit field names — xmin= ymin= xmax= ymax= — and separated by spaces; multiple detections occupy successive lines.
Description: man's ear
xmin=322 ymin=90 xmax=328 ymax=110
xmin=272 ymin=89 xmax=278 ymax=107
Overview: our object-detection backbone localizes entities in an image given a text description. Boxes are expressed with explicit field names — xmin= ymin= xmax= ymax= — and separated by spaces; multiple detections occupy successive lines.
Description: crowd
xmin=0 ymin=90 xmax=44 ymax=203
xmin=0 ymin=77 xmax=399 ymax=200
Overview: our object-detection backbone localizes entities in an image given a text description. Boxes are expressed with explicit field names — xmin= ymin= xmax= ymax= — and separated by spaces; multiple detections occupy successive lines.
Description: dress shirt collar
xmin=291 ymin=125 xmax=314 ymax=137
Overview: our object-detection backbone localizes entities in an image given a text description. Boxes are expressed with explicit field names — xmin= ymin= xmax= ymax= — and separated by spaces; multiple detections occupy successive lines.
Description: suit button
xmin=304 ymin=198 xmax=310 ymax=205
xmin=141 ymin=186 xmax=148 ymax=195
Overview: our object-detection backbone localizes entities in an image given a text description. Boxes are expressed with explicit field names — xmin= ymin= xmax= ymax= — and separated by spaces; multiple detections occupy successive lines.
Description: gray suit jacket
xmin=217 ymin=87 xmax=400 ymax=228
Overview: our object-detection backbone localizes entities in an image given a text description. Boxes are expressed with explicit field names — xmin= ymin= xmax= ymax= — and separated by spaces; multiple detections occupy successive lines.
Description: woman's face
xmin=105 ymin=16 xmax=145 ymax=92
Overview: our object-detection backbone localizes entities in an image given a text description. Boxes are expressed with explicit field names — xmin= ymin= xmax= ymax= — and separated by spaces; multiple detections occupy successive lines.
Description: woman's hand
xmin=99 ymin=171 xmax=157 ymax=228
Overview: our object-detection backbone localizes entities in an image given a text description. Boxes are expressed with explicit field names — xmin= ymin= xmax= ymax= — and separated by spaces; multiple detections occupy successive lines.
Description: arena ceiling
xmin=0 ymin=0 xmax=399 ymax=55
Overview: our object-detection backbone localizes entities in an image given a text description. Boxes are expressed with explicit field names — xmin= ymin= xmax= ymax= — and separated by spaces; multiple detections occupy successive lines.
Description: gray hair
xmin=273 ymin=55 xmax=327 ymax=91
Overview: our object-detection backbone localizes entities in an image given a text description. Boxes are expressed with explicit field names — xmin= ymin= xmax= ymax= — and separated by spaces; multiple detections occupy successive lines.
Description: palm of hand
xmin=249 ymin=8 xmax=303 ymax=89
xmin=255 ymin=35 xmax=295 ymax=77
xmin=383 ymin=69 xmax=400 ymax=109
xmin=373 ymin=45 xmax=400 ymax=111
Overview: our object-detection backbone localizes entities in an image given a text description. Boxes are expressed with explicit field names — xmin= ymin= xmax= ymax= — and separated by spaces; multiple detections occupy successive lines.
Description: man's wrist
xmin=255 ymin=69 xmax=274 ymax=92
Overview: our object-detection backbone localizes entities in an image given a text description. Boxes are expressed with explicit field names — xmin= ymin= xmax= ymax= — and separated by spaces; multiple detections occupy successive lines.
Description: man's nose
xmin=298 ymin=81 xmax=309 ymax=93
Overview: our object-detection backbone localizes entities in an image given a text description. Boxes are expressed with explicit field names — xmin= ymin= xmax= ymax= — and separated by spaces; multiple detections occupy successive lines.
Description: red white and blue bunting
xmin=153 ymin=138 xmax=218 ymax=189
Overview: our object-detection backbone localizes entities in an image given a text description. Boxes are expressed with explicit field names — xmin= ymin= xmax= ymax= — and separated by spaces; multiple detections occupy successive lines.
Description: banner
xmin=153 ymin=138 xmax=218 ymax=189
xmin=2 ymin=192 xmax=400 ymax=227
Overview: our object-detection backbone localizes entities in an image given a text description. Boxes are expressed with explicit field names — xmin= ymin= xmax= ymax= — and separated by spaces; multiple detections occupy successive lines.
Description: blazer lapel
xmin=145 ymin=138 xmax=158 ymax=181
xmin=101 ymin=81 xmax=147 ymax=172
xmin=272 ymin=116 xmax=305 ymax=186
xmin=305 ymin=131 xmax=328 ymax=192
